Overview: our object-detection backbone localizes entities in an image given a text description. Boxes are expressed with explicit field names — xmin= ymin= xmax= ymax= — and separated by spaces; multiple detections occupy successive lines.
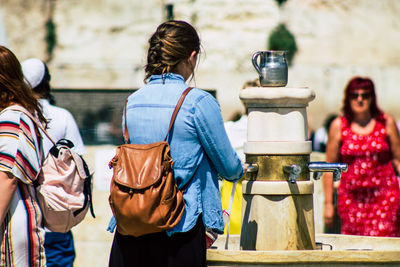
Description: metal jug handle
xmin=252 ymin=51 xmax=262 ymax=75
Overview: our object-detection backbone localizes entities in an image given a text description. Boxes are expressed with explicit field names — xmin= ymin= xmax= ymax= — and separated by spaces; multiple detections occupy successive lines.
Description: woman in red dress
xmin=323 ymin=77 xmax=400 ymax=236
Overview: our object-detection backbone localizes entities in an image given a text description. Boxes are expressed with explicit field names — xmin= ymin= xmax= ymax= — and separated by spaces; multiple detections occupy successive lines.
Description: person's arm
xmin=385 ymin=114 xmax=400 ymax=173
xmin=193 ymin=94 xmax=244 ymax=181
xmin=0 ymin=172 xmax=17 ymax=224
xmin=322 ymin=117 xmax=341 ymax=228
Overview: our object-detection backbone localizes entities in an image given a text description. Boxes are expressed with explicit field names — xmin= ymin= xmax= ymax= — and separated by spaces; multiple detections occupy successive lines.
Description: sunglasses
xmin=350 ymin=92 xmax=371 ymax=100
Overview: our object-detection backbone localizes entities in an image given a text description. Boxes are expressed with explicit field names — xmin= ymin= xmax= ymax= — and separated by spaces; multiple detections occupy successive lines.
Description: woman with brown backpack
xmin=108 ymin=20 xmax=244 ymax=267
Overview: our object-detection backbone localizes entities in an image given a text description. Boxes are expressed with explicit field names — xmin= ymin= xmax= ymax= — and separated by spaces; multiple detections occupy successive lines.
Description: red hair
xmin=342 ymin=77 xmax=383 ymax=122
xmin=0 ymin=46 xmax=46 ymax=124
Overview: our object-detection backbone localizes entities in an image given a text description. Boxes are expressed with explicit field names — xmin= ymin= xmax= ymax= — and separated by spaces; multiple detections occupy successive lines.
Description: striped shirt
xmin=0 ymin=108 xmax=46 ymax=267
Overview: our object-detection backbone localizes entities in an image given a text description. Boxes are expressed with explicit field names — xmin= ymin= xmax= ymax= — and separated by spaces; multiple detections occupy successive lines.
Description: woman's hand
xmin=242 ymin=160 xmax=247 ymax=173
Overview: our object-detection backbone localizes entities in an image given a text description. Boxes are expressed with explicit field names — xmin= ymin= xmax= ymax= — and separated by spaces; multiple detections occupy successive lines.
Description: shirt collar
xmin=148 ymin=73 xmax=185 ymax=84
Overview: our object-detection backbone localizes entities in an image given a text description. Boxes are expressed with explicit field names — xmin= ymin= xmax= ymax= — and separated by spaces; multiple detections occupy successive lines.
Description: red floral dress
xmin=338 ymin=114 xmax=400 ymax=236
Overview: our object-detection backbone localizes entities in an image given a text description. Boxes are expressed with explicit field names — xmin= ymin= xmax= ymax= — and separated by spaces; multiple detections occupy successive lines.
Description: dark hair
xmin=323 ymin=114 xmax=337 ymax=131
xmin=144 ymin=20 xmax=200 ymax=82
xmin=342 ymin=76 xmax=382 ymax=122
xmin=0 ymin=46 xmax=46 ymax=124
xmin=32 ymin=62 xmax=56 ymax=104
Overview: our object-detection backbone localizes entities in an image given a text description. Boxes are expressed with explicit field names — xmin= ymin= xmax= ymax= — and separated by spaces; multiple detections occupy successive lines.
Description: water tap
xmin=308 ymin=161 xmax=348 ymax=181
xmin=283 ymin=164 xmax=302 ymax=184
xmin=246 ymin=163 xmax=259 ymax=174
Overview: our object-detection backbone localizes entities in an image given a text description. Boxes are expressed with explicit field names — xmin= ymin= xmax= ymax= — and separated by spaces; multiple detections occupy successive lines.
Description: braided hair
xmin=144 ymin=20 xmax=200 ymax=82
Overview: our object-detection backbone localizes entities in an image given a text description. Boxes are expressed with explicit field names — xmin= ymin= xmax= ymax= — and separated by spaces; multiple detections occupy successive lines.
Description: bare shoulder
xmin=384 ymin=113 xmax=396 ymax=125
xmin=384 ymin=113 xmax=399 ymax=134
xmin=329 ymin=117 xmax=342 ymax=135
xmin=326 ymin=116 xmax=342 ymax=161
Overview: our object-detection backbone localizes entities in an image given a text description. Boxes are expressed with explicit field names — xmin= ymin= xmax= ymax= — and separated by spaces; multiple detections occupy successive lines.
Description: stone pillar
xmin=239 ymin=87 xmax=316 ymax=251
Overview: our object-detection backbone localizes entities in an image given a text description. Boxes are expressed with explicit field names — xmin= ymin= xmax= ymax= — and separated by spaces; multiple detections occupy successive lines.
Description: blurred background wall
xmin=1 ymin=0 xmax=400 ymax=130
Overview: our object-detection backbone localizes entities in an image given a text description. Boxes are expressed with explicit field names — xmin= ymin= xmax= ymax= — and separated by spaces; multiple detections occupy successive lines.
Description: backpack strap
xmin=123 ymin=100 xmax=130 ymax=144
xmin=73 ymin=156 xmax=96 ymax=218
xmin=164 ymin=87 xmax=194 ymax=190
xmin=164 ymin=87 xmax=193 ymax=141
xmin=122 ymin=87 xmax=193 ymax=144
xmin=2 ymin=105 xmax=57 ymax=146
xmin=1 ymin=105 xmax=51 ymax=179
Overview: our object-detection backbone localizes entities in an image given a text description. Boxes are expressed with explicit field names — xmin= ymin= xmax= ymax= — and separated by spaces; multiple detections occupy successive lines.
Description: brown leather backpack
xmin=108 ymin=87 xmax=193 ymax=237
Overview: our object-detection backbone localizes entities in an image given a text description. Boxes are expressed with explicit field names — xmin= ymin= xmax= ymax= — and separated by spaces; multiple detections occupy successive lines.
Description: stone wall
xmin=0 ymin=0 xmax=48 ymax=59
xmin=282 ymin=0 xmax=400 ymax=129
xmin=2 ymin=0 xmax=400 ymax=128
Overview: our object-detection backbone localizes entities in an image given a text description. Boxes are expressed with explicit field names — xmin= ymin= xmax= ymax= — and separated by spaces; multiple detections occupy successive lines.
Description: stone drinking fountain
xmin=206 ymin=51 xmax=400 ymax=266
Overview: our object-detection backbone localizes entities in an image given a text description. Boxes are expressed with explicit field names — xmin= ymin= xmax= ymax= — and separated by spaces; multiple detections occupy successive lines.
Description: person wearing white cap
xmin=22 ymin=58 xmax=86 ymax=267
xmin=21 ymin=58 xmax=86 ymax=155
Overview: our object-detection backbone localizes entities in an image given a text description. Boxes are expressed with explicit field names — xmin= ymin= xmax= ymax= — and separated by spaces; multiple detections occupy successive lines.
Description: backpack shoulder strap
xmin=123 ymin=100 xmax=129 ymax=144
xmin=1 ymin=105 xmax=51 ymax=182
xmin=164 ymin=87 xmax=193 ymax=141
xmin=2 ymin=105 xmax=57 ymax=146
xmin=122 ymin=87 xmax=193 ymax=144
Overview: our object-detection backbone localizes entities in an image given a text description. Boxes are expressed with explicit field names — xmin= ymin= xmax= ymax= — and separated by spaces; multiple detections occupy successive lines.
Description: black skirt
xmin=109 ymin=216 xmax=206 ymax=267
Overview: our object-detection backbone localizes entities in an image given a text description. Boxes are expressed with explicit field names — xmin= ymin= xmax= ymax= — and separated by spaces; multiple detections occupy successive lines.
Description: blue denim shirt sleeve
xmin=193 ymin=94 xmax=244 ymax=181
xmin=107 ymin=216 xmax=117 ymax=233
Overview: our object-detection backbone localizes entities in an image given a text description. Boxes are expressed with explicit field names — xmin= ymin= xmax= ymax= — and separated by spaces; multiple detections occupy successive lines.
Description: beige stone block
xmin=240 ymin=87 xmax=315 ymax=142
xmin=244 ymin=141 xmax=312 ymax=154
xmin=240 ymin=181 xmax=315 ymax=251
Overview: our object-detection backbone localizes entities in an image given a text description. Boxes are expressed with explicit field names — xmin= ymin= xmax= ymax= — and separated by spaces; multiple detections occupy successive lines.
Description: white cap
xmin=21 ymin=58 xmax=45 ymax=88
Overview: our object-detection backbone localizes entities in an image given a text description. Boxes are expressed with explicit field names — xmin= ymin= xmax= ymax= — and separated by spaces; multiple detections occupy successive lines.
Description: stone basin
xmin=207 ymin=234 xmax=400 ymax=266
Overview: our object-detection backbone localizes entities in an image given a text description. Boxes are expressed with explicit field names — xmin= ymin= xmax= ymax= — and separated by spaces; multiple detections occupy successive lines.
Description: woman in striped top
xmin=0 ymin=45 xmax=47 ymax=267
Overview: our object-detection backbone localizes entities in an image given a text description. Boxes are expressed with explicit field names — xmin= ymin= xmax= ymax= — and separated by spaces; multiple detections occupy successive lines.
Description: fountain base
xmin=207 ymin=234 xmax=400 ymax=266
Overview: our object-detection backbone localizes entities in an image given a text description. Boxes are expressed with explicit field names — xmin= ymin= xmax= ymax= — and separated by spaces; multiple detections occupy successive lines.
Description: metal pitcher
xmin=252 ymin=51 xmax=288 ymax=87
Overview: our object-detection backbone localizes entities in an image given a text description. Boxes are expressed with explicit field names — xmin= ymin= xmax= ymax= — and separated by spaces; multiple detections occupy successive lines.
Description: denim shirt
xmin=108 ymin=73 xmax=244 ymax=235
